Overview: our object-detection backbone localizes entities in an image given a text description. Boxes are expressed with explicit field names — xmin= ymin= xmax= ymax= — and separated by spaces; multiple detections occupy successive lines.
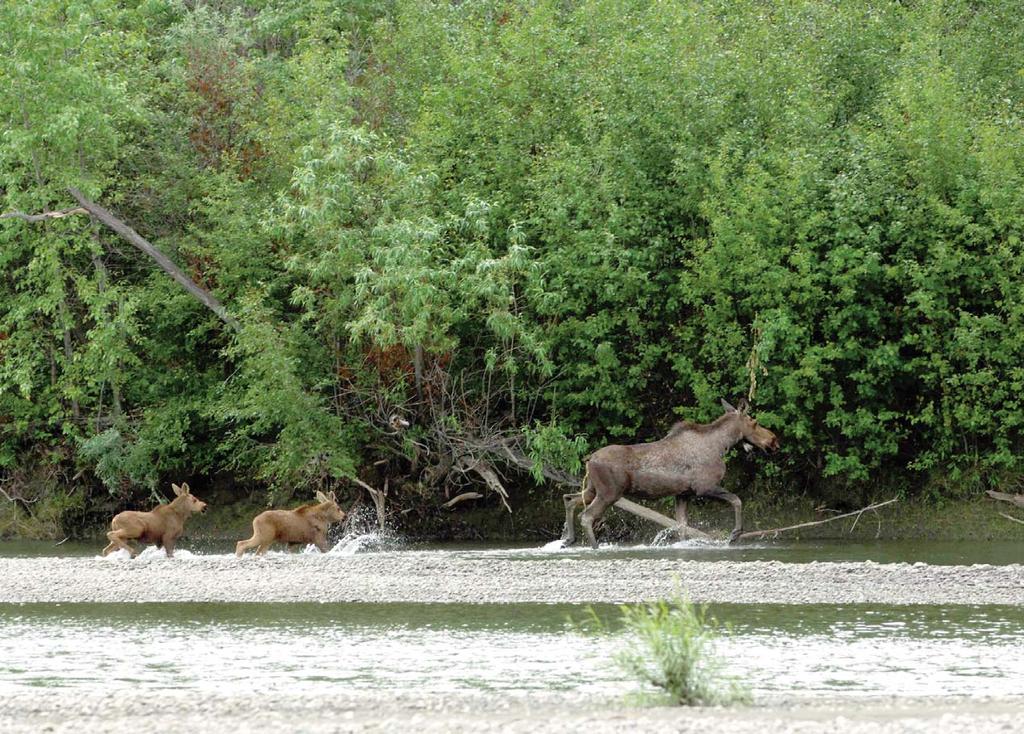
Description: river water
xmin=1 ymin=537 xmax=1021 ymax=703
xmin=1 ymin=599 xmax=1022 ymax=700
xmin=4 ymin=536 xmax=1022 ymax=565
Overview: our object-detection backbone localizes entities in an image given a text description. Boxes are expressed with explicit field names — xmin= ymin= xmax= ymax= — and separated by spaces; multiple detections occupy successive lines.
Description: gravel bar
xmin=2 ymin=553 xmax=1022 ymax=605
xmin=2 ymin=691 xmax=1024 ymax=734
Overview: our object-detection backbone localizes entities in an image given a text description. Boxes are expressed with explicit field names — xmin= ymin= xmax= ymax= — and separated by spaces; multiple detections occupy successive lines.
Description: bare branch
xmin=462 ymin=459 xmax=512 ymax=513
xmin=998 ymin=512 xmax=1024 ymax=526
xmin=735 ymin=498 xmax=899 ymax=541
xmin=442 ymin=492 xmax=482 ymax=509
xmin=986 ymin=490 xmax=1024 ymax=509
xmin=0 ymin=479 xmax=39 ymax=506
xmin=613 ymin=497 xmax=711 ymax=540
xmin=68 ymin=188 xmax=240 ymax=331
xmin=1 ymin=207 xmax=87 ymax=222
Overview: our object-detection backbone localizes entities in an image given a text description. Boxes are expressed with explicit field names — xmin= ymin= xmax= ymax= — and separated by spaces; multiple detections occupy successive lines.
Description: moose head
xmin=721 ymin=398 xmax=779 ymax=453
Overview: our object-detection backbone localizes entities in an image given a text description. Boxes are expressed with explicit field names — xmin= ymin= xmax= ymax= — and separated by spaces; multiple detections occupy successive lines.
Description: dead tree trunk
xmin=986 ymin=490 xmax=1024 ymax=526
xmin=4 ymin=192 xmax=240 ymax=331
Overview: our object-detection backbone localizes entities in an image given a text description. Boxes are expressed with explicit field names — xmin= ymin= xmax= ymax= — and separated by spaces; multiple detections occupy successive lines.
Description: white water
xmin=1 ymin=603 xmax=1022 ymax=701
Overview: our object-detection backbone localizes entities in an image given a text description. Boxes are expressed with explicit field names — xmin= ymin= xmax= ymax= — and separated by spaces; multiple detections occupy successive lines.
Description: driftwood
xmin=985 ymin=491 xmax=1024 ymax=526
xmin=349 ymin=476 xmax=388 ymax=531
xmin=986 ymin=490 xmax=1024 ymax=509
xmin=595 ymin=495 xmax=897 ymax=543
xmin=735 ymin=498 xmax=898 ymax=541
xmin=613 ymin=498 xmax=711 ymax=540
xmin=442 ymin=491 xmax=483 ymax=509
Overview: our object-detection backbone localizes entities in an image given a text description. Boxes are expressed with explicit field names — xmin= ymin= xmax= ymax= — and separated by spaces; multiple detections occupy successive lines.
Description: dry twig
xmin=735 ymin=498 xmax=898 ymax=541
xmin=442 ymin=492 xmax=483 ymax=509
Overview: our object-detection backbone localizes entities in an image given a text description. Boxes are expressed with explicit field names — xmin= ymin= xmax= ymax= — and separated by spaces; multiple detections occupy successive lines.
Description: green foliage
xmin=3 ymin=0 xmax=1024 ymax=531
xmin=585 ymin=592 xmax=749 ymax=706
xmin=523 ymin=422 xmax=588 ymax=482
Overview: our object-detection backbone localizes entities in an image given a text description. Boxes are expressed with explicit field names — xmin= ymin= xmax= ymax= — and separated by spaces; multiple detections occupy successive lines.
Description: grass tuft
xmin=584 ymin=591 xmax=749 ymax=706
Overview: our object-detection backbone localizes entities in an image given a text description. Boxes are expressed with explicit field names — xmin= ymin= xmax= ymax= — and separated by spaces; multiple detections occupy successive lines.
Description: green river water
xmin=1 ymin=538 xmax=1021 ymax=702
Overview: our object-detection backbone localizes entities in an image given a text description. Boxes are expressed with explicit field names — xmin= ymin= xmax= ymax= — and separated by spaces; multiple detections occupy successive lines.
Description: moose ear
xmin=329 ymin=491 xmax=337 ymax=503
xmin=316 ymin=490 xmax=329 ymax=504
xmin=736 ymin=398 xmax=749 ymax=414
xmin=181 ymin=482 xmax=191 ymax=494
xmin=172 ymin=483 xmax=184 ymax=496
xmin=721 ymin=399 xmax=737 ymax=413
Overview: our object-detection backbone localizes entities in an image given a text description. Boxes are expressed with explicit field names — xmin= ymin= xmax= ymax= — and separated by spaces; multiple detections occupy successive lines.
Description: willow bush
xmin=2 ymin=0 xmax=1024 ymax=527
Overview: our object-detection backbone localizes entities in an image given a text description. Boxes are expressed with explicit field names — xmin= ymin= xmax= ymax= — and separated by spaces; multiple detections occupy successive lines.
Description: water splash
xmin=96 ymin=546 xmax=199 ymax=561
xmin=324 ymin=505 xmax=403 ymax=555
xmin=540 ymin=538 xmax=569 ymax=552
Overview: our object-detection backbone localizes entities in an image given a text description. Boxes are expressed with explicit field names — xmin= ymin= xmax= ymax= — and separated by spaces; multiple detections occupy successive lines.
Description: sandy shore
xmin=1 ymin=551 xmax=1022 ymax=605
xmin=1 ymin=690 xmax=1023 ymax=734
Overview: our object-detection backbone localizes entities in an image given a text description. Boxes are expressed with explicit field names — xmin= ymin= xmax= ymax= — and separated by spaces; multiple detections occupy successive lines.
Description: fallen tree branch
xmin=1 ymin=206 xmax=87 ymax=222
xmin=735 ymin=498 xmax=898 ymax=541
xmin=998 ymin=512 xmax=1024 ymax=526
xmin=986 ymin=490 xmax=1024 ymax=509
xmin=613 ymin=497 xmax=711 ymax=540
xmin=4 ymin=191 xmax=240 ymax=331
xmin=68 ymin=188 xmax=240 ymax=331
xmin=464 ymin=459 xmax=512 ymax=513
xmin=349 ymin=476 xmax=387 ymax=530
xmin=442 ymin=491 xmax=482 ymax=509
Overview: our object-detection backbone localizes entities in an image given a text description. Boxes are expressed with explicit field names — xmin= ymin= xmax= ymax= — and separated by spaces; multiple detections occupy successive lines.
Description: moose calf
xmin=101 ymin=482 xmax=207 ymax=558
xmin=235 ymin=491 xmax=346 ymax=556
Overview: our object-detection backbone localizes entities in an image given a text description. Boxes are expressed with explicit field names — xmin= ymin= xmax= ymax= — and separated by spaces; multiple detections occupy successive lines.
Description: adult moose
xmin=562 ymin=399 xmax=778 ymax=548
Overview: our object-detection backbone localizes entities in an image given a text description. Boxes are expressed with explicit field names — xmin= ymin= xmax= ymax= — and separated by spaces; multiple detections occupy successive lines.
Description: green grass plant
xmin=584 ymin=592 xmax=749 ymax=706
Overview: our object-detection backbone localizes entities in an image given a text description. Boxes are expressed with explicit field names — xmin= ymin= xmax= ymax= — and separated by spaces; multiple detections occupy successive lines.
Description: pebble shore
xmin=3 ymin=550 xmax=1022 ymax=733
xmin=1 ymin=552 xmax=1022 ymax=605
xmin=2 ymin=691 xmax=1023 ymax=734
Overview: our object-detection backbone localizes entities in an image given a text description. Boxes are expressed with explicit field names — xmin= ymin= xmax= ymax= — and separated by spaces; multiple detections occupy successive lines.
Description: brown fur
xmin=235 ymin=491 xmax=346 ymax=556
xmin=562 ymin=399 xmax=779 ymax=547
xmin=101 ymin=483 xmax=207 ymax=558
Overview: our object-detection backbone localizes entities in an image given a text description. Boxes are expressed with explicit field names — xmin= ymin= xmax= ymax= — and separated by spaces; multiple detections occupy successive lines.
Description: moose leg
xmin=674 ymin=496 xmax=690 ymax=541
xmin=235 ymin=536 xmax=258 ymax=557
xmin=580 ymin=463 xmax=624 ymax=549
xmin=162 ymin=534 xmax=177 ymax=558
xmin=707 ymin=487 xmax=743 ymax=543
xmin=580 ymin=498 xmax=611 ymax=549
xmin=103 ymin=530 xmax=136 ymax=557
xmin=561 ymin=493 xmax=584 ymax=544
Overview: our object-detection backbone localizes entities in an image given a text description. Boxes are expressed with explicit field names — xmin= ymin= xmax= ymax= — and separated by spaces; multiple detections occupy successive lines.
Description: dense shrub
xmin=2 ymin=0 xmax=1024 ymax=521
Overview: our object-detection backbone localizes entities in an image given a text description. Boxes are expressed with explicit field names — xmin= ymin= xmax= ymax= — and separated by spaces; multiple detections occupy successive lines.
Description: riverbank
xmin=2 ymin=690 xmax=1022 ymax=734
xmin=4 ymin=488 xmax=1023 ymax=544
xmin=2 ymin=552 xmax=1021 ymax=605
xmin=188 ymin=492 xmax=1024 ymax=543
